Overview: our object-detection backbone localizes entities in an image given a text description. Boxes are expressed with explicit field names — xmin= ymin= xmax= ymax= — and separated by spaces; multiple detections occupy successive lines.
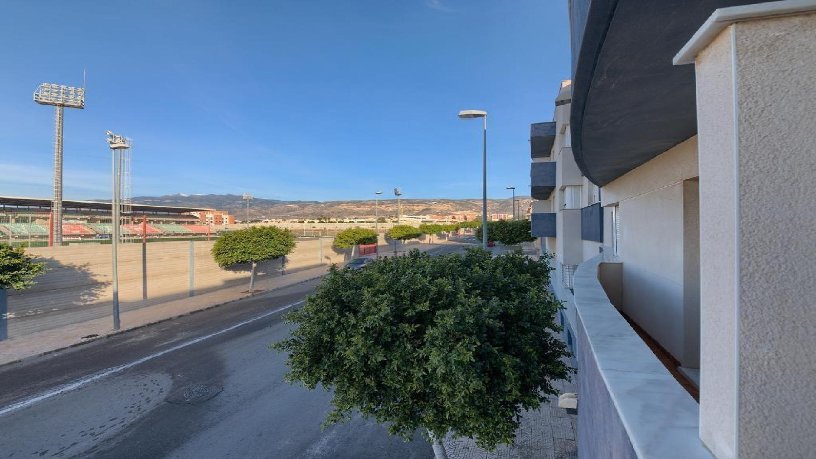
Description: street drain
xmin=166 ymin=384 xmax=223 ymax=405
xmin=81 ymin=334 xmax=99 ymax=339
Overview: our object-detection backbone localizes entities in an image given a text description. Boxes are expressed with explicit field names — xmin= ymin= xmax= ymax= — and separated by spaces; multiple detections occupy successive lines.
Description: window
xmin=562 ymin=186 xmax=581 ymax=209
xmin=564 ymin=126 xmax=571 ymax=148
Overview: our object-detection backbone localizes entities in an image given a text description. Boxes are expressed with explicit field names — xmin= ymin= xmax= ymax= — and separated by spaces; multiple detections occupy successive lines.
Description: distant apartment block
xmin=531 ymin=2 xmax=815 ymax=458
xmin=190 ymin=210 xmax=234 ymax=227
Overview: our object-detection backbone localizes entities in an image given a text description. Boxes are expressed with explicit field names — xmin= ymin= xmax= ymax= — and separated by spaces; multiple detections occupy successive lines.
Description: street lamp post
xmin=506 ymin=186 xmax=516 ymax=220
xmin=375 ymin=191 xmax=382 ymax=234
xmin=106 ymin=131 xmax=130 ymax=331
xmin=458 ymin=110 xmax=488 ymax=250
xmin=394 ymin=188 xmax=402 ymax=224
xmin=242 ymin=193 xmax=253 ymax=227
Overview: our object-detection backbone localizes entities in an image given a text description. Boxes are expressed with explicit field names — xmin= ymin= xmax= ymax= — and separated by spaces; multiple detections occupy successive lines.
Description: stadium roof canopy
xmin=0 ymin=196 xmax=212 ymax=214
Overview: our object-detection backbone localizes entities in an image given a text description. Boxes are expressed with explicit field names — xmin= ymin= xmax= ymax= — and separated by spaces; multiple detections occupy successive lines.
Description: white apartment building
xmin=532 ymin=1 xmax=815 ymax=458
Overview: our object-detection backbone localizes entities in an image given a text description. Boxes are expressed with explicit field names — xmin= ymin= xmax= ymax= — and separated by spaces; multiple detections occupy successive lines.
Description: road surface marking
xmin=0 ymin=299 xmax=305 ymax=418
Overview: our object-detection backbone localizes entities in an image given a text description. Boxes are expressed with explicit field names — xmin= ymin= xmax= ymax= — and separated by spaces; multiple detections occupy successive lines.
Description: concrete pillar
xmin=675 ymin=3 xmax=816 ymax=458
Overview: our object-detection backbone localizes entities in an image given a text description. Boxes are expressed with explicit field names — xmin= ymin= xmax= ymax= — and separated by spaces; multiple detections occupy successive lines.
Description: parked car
xmin=346 ymin=257 xmax=375 ymax=270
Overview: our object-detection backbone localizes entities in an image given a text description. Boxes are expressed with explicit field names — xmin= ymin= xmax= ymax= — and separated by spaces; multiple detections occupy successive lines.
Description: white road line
xmin=0 ymin=300 xmax=305 ymax=418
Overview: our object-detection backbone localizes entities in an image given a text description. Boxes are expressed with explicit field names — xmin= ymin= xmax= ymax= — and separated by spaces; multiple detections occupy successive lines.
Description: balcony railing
xmin=531 ymin=212 xmax=556 ymax=238
xmin=531 ymin=161 xmax=556 ymax=200
xmin=530 ymin=122 xmax=556 ymax=159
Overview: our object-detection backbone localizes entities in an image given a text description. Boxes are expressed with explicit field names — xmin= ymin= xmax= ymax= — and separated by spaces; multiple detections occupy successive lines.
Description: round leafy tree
xmin=333 ymin=228 xmax=377 ymax=249
xmin=0 ymin=243 xmax=46 ymax=290
xmin=275 ymin=248 xmax=572 ymax=453
xmin=1 ymin=243 xmax=46 ymax=340
xmin=476 ymin=219 xmax=535 ymax=245
xmin=211 ymin=226 xmax=296 ymax=294
xmin=386 ymin=225 xmax=422 ymax=241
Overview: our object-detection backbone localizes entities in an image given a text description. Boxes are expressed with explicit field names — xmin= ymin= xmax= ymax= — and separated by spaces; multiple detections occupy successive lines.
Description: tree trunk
xmin=429 ymin=431 xmax=448 ymax=459
xmin=249 ymin=262 xmax=257 ymax=295
xmin=0 ymin=288 xmax=7 ymax=341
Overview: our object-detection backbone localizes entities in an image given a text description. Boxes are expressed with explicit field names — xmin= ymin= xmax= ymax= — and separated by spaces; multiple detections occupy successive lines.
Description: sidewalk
xmin=443 ymin=377 xmax=578 ymax=459
xmin=0 ymin=241 xmax=454 ymax=368
xmin=0 ymin=264 xmax=328 ymax=367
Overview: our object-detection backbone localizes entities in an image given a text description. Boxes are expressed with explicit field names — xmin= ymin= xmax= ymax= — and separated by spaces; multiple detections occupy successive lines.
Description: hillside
xmin=132 ymin=194 xmax=533 ymax=220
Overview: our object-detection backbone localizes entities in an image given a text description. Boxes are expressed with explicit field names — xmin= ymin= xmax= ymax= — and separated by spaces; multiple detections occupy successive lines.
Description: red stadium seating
xmin=62 ymin=223 xmax=95 ymax=236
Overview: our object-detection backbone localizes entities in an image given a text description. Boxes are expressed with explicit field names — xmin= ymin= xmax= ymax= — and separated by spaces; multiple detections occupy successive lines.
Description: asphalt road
xmin=0 ymin=243 xmax=470 ymax=458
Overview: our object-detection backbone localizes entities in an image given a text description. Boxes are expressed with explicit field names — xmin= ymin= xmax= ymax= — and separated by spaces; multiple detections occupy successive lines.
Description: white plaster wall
xmin=733 ymin=13 xmax=816 ymax=457
xmin=560 ymin=209 xmax=582 ymax=265
xmin=602 ymin=136 xmax=698 ymax=207
xmin=557 ymin=146 xmax=583 ymax=187
xmin=597 ymin=134 xmax=699 ymax=366
xmin=695 ymin=27 xmax=740 ymax=459
xmin=618 ymin=182 xmax=686 ymax=361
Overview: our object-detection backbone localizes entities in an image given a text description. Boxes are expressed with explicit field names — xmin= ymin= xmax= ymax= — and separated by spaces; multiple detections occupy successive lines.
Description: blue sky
xmin=0 ymin=0 xmax=570 ymax=201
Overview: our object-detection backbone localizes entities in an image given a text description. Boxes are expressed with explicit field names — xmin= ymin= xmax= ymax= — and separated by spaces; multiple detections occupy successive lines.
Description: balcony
xmin=530 ymin=122 xmax=556 ymax=159
xmin=530 ymin=212 xmax=556 ymax=238
xmin=568 ymin=0 xmax=761 ymax=186
xmin=531 ymin=161 xmax=556 ymax=200
xmin=581 ymin=203 xmax=603 ymax=242
xmin=568 ymin=254 xmax=710 ymax=458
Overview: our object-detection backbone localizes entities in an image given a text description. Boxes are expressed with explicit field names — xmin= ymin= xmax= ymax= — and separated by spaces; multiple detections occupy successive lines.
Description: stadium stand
xmin=87 ymin=223 xmax=113 ymax=234
xmin=123 ymin=224 xmax=162 ymax=236
xmin=154 ymin=223 xmax=191 ymax=234
xmin=0 ymin=223 xmax=49 ymax=236
xmin=184 ymin=225 xmax=212 ymax=234
xmin=62 ymin=223 xmax=95 ymax=236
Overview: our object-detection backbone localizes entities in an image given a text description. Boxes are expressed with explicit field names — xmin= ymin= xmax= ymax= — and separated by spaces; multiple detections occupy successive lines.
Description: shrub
xmin=275 ymin=249 xmax=571 ymax=451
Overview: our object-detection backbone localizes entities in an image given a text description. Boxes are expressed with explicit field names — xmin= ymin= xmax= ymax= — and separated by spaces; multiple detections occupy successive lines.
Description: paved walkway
xmin=443 ymin=376 xmax=578 ymax=459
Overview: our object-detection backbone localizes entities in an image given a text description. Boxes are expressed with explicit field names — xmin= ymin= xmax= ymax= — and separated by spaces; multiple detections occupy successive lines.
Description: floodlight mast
xmin=34 ymin=82 xmax=86 ymax=246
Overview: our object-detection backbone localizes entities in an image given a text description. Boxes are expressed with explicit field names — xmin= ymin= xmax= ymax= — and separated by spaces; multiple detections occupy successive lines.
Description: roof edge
xmin=674 ymin=0 xmax=816 ymax=65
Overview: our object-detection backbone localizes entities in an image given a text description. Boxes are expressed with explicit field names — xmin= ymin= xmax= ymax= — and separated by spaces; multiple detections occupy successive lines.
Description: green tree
xmin=0 ymin=243 xmax=46 ymax=340
xmin=211 ymin=226 xmax=296 ymax=294
xmin=275 ymin=249 xmax=571 ymax=455
xmin=458 ymin=220 xmax=481 ymax=229
xmin=386 ymin=225 xmax=422 ymax=241
xmin=333 ymin=228 xmax=377 ymax=249
xmin=418 ymin=223 xmax=443 ymax=243
xmin=476 ymin=219 xmax=535 ymax=245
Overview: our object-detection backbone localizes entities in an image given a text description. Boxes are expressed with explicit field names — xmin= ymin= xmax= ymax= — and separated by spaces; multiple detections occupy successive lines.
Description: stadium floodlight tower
xmin=33 ymin=82 xmax=85 ymax=246
xmin=106 ymin=131 xmax=131 ymax=331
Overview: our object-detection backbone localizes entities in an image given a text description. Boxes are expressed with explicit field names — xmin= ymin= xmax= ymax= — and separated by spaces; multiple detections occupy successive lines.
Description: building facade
xmin=534 ymin=1 xmax=815 ymax=458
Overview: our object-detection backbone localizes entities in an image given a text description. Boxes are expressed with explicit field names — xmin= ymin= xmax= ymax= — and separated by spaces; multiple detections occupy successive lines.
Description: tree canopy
xmin=0 ymin=243 xmax=46 ymax=290
xmin=386 ymin=225 xmax=423 ymax=241
xmin=211 ymin=226 xmax=296 ymax=267
xmin=275 ymin=249 xmax=571 ymax=450
xmin=476 ymin=219 xmax=535 ymax=245
xmin=333 ymin=227 xmax=378 ymax=249
xmin=457 ymin=220 xmax=481 ymax=229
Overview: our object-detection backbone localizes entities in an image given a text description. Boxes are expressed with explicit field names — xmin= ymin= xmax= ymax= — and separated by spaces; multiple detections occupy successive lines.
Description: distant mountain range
xmin=130 ymin=194 xmax=533 ymax=220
